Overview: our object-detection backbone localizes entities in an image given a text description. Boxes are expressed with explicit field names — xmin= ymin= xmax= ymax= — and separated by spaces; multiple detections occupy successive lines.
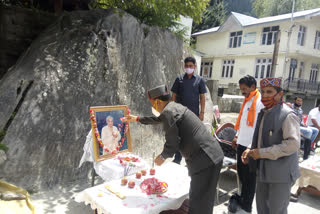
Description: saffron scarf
xmin=234 ymin=89 xmax=260 ymax=130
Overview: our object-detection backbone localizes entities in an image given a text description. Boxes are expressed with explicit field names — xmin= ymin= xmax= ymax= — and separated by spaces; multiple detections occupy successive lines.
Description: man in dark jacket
xmin=126 ymin=85 xmax=224 ymax=214
xmin=171 ymin=56 xmax=207 ymax=164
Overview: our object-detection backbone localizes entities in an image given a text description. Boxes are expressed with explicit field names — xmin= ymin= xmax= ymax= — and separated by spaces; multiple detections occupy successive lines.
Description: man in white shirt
xmin=306 ymin=103 xmax=320 ymax=144
xmin=228 ymin=75 xmax=264 ymax=214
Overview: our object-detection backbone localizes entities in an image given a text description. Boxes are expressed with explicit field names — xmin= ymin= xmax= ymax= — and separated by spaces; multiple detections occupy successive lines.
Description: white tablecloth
xmin=298 ymin=155 xmax=320 ymax=190
xmin=93 ymin=153 xmax=148 ymax=182
xmin=78 ymin=130 xmax=147 ymax=182
xmin=75 ymin=162 xmax=191 ymax=214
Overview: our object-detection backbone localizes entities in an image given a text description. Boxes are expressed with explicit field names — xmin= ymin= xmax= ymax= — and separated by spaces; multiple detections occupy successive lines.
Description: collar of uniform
xmin=183 ymin=73 xmax=196 ymax=79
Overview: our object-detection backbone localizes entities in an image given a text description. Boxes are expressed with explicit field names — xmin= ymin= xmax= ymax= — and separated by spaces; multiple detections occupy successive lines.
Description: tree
xmin=192 ymin=0 xmax=226 ymax=33
xmin=90 ymin=0 xmax=210 ymax=29
xmin=253 ymin=0 xmax=320 ymax=18
xmin=225 ymin=0 xmax=254 ymax=16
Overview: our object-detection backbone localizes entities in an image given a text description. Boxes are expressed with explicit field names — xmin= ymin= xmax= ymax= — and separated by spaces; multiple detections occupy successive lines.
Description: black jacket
xmin=139 ymin=102 xmax=224 ymax=175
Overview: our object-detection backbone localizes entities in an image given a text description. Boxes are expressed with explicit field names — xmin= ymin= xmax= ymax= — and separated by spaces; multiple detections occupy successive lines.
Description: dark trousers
xmin=237 ymin=145 xmax=257 ymax=212
xmin=189 ymin=161 xmax=222 ymax=214
xmin=173 ymin=151 xmax=182 ymax=164
xmin=302 ymin=137 xmax=312 ymax=160
xmin=256 ymin=181 xmax=291 ymax=214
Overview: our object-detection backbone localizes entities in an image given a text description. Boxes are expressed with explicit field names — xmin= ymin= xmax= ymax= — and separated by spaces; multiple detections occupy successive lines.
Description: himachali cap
xmin=260 ymin=77 xmax=282 ymax=88
xmin=147 ymin=85 xmax=169 ymax=99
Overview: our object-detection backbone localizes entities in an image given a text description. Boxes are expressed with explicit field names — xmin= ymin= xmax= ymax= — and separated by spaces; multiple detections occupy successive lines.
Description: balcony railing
xmin=283 ymin=78 xmax=320 ymax=94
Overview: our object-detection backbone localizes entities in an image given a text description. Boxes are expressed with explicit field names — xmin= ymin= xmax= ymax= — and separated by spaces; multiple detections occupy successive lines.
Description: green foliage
xmin=192 ymin=0 xmax=226 ymax=33
xmin=225 ymin=0 xmax=254 ymax=16
xmin=253 ymin=0 xmax=320 ymax=18
xmin=0 ymin=129 xmax=8 ymax=153
xmin=0 ymin=144 xmax=8 ymax=153
xmin=90 ymin=0 xmax=210 ymax=29
xmin=0 ymin=130 xmax=5 ymax=142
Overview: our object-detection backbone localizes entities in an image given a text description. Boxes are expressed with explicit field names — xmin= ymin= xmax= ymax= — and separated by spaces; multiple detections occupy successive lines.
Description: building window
xmin=221 ymin=60 xmax=234 ymax=78
xmin=261 ymin=26 xmax=279 ymax=45
xmin=200 ymin=62 xmax=213 ymax=78
xmin=255 ymin=58 xmax=272 ymax=79
xmin=229 ymin=31 xmax=242 ymax=48
xmin=309 ymin=64 xmax=319 ymax=82
xmin=314 ymin=31 xmax=320 ymax=50
xmin=298 ymin=61 xmax=304 ymax=78
xmin=297 ymin=25 xmax=306 ymax=46
xmin=289 ymin=59 xmax=297 ymax=81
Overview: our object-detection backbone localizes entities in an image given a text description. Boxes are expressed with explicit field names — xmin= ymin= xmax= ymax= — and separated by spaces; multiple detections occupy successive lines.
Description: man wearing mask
xmin=171 ymin=56 xmax=207 ymax=164
xmin=288 ymin=97 xmax=315 ymax=160
xmin=228 ymin=75 xmax=264 ymax=214
xmin=242 ymin=77 xmax=300 ymax=214
xmin=126 ymin=85 xmax=224 ymax=214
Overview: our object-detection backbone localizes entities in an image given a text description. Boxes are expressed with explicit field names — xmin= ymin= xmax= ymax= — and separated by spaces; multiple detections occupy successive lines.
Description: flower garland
xmin=89 ymin=108 xmax=130 ymax=155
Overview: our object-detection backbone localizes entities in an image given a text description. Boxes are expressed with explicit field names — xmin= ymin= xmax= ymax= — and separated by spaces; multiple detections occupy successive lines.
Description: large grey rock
xmin=0 ymin=150 xmax=6 ymax=166
xmin=0 ymin=9 xmax=213 ymax=190
xmin=218 ymin=95 xmax=243 ymax=113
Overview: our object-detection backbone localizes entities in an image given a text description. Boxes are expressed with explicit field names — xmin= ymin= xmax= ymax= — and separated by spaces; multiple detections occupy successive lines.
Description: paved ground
xmin=30 ymin=113 xmax=320 ymax=213
xmin=30 ymin=162 xmax=320 ymax=214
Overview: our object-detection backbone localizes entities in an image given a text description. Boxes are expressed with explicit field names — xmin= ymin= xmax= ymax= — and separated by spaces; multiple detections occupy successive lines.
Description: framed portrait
xmin=89 ymin=105 xmax=132 ymax=162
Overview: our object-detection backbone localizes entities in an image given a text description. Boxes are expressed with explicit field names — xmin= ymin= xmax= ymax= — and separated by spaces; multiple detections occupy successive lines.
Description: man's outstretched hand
xmin=122 ymin=115 xmax=138 ymax=123
xmin=155 ymin=155 xmax=165 ymax=166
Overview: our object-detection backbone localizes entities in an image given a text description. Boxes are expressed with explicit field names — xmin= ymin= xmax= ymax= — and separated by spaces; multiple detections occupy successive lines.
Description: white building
xmin=192 ymin=8 xmax=320 ymax=112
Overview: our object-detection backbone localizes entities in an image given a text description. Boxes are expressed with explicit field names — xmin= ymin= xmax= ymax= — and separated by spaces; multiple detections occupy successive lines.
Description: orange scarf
xmin=234 ymin=89 xmax=260 ymax=130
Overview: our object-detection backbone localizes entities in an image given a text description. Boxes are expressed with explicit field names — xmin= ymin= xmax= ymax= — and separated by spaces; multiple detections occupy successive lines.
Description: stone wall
xmin=0 ymin=9 xmax=215 ymax=191
xmin=206 ymin=79 xmax=219 ymax=105
xmin=217 ymin=95 xmax=243 ymax=113
xmin=0 ymin=6 xmax=56 ymax=79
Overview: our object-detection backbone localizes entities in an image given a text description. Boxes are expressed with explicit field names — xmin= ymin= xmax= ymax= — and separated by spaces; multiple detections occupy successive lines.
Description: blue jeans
xmin=300 ymin=127 xmax=312 ymax=139
xmin=300 ymin=126 xmax=319 ymax=143
xmin=309 ymin=127 xmax=319 ymax=143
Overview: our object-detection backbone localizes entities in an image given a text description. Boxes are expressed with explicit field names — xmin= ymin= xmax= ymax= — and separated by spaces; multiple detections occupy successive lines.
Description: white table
xmin=93 ymin=153 xmax=148 ymax=182
xmin=75 ymin=162 xmax=191 ymax=214
xmin=297 ymin=155 xmax=320 ymax=196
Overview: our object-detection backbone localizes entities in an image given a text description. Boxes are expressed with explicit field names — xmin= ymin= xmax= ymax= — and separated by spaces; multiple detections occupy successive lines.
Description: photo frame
xmin=89 ymin=105 xmax=132 ymax=162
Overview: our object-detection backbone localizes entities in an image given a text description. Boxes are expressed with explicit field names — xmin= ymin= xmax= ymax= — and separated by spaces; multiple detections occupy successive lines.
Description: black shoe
xmin=228 ymin=195 xmax=239 ymax=213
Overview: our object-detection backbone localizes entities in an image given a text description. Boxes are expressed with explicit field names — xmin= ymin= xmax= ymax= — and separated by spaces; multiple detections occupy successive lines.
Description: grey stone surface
xmin=218 ymin=96 xmax=243 ymax=113
xmin=231 ymin=101 xmax=242 ymax=113
xmin=206 ymin=79 xmax=219 ymax=106
xmin=226 ymin=83 xmax=239 ymax=95
xmin=0 ymin=150 xmax=6 ymax=165
xmin=0 ymin=9 xmax=213 ymax=190
xmin=219 ymin=113 xmax=238 ymax=124
xmin=0 ymin=6 xmax=56 ymax=79
xmin=0 ymin=192 xmax=26 ymax=201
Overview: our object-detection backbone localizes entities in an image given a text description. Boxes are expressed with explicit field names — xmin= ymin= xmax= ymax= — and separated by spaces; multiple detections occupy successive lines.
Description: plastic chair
xmin=204 ymin=122 xmax=240 ymax=204
xmin=302 ymin=114 xmax=308 ymax=125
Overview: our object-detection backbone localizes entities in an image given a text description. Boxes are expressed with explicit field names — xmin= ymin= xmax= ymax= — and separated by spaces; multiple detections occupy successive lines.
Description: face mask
xmin=294 ymin=103 xmax=301 ymax=108
xmin=151 ymin=100 xmax=162 ymax=117
xmin=261 ymin=93 xmax=279 ymax=109
xmin=185 ymin=68 xmax=194 ymax=75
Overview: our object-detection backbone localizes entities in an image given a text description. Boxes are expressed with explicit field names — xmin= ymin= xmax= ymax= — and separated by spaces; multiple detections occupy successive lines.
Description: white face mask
xmin=185 ymin=68 xmax=194 ymax=75
xmin=151 ymin=107 xmax=160 ymax=117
